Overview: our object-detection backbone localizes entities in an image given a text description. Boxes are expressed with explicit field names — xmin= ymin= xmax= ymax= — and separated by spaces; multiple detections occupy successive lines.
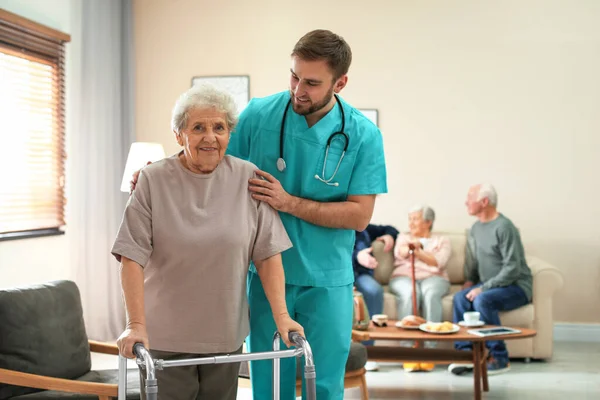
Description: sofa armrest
xmin=527 ymin=255 xmax=564 ymax=304
xmin=525 ymin=255 xmax=564 ymax=359
xmin=0 ymin=367 xmax=118 ymax=397
xmin=89 ymin=340 xmax=119 ymax=355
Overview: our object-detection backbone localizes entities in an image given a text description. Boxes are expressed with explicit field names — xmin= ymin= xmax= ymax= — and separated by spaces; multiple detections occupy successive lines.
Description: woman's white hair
xmin=409 ymin=204 xmax=436 ymax=231
xmin=171 ymin=84 xmax=238 ymax=134
xmin=477 ymin=183 xmax=498 ymax=207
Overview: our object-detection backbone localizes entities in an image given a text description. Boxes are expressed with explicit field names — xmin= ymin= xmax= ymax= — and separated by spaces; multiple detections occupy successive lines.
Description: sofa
xmin=370 ymin=231 xmax=564 ymax=360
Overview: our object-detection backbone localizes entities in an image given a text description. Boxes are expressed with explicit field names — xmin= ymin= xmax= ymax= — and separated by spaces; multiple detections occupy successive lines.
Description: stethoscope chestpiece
xmin=277 ymin=158 xmax=286 ymax=172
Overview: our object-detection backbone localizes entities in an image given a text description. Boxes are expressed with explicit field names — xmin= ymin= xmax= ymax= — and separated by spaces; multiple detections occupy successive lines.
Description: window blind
xmin=0 ymin=9 xmax=70 ymax=236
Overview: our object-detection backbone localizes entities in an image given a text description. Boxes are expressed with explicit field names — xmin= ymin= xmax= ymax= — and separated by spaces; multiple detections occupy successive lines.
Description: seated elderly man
xmin=389 ymin=204 xmax=452 ymax=372
xmin=111 ymin=84 xmax=303 ymax=400
xmin=352 ymin=223 xmax=399 ymax=371
xmin=448 ymin=184 xmax=532 ymax=376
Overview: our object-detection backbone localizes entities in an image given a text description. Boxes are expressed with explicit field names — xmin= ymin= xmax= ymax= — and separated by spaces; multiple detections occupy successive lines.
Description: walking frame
xmin=117 ymin=331 xmax=316 ymax=400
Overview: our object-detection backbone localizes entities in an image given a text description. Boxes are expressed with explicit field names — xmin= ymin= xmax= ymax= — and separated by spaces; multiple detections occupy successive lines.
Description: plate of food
xmin=419 ymin=321 xmax=460 ymax=334
xmin=396 ymin=315 xmax=426 ymax=330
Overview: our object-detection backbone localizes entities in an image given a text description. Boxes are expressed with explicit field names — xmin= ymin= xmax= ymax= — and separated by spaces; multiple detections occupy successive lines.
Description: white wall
xmin=0 ymin=0 xmax=82 ymax=288
xmin=133 ymin=0 xmax=600 ymax=323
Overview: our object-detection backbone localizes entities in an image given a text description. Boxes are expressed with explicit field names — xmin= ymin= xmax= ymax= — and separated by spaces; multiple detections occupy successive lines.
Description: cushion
xmin=0 ymin=280 xmax=91 ymax=399
xmin=295 ymin=342 xmax=367 ymax=378
xmin=344 ymin=342 xmax=368 ymax=372
xmin=438 ymin=231 xmax=467 ymax=284
xmin=10 ymin=369 xmax=141 ymax=399
xmin=371 ymin=240 xmax=394 ymax=285
xmin=498 ymin=304 xmax=535 ymax=327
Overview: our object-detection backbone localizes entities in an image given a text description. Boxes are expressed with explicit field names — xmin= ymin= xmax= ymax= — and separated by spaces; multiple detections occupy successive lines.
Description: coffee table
xmin=354 ymin=321 xmax=536 ymax=400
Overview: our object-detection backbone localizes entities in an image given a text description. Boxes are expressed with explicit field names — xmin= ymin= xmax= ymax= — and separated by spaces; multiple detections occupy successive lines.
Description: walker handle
xmin=288 ymin=331 xmax=303 ymax=346
xmin=133 ymin=342 xmax=146 ymax=359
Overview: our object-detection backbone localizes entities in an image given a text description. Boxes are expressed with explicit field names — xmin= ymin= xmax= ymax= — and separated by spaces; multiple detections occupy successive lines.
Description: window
xmin=0 ymin=9 xmax=70 ymax=240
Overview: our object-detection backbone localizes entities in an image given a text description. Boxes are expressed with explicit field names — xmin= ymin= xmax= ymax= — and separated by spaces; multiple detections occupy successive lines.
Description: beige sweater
xmin=111 ymin=154 xmax=292 ymax=354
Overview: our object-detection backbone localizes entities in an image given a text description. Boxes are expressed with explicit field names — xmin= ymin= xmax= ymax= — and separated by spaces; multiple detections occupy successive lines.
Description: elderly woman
xmin=389 ymin=205 xmax=451 ymax=371
xmin=111 ymin=84 xmax=303 ymax=400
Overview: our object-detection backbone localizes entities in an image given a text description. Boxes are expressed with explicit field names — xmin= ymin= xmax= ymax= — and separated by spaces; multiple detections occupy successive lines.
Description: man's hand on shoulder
xmin=248 ymin=169 xmax=295 ymax=212
xmin=129 ymin=161 xmax=153 ymax=194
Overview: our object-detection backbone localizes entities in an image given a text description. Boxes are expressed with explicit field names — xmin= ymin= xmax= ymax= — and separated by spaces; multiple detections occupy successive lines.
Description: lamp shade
xmin=120 ymin=142 xmax=166 ymax=192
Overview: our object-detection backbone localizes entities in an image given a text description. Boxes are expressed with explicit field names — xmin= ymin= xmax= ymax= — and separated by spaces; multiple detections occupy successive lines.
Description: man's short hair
xmin=478 ymin=183 xmax=498 ymax=207
xmin=291 ymin=29 xmax=352 ymax=80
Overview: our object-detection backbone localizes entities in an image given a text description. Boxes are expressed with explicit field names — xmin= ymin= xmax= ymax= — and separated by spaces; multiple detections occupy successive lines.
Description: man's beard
xmin=290 ymin=86 xmax=334 ymax=116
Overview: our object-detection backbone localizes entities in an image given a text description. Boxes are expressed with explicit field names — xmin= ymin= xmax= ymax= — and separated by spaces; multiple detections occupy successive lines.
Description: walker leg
xmin=133 ymin=343 xmax=158 ymax=400
xmin=289 ymin=332 xmax=316 ymax=400
xmin=273 ymin=332 xmax=281 ymax=400
xmin=118 ymin=354 xmax=127 ymax=400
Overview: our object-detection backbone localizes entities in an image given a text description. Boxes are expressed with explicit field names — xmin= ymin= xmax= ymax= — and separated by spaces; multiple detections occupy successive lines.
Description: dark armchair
xmin=0 ymin=280 xmax=140 ymax=399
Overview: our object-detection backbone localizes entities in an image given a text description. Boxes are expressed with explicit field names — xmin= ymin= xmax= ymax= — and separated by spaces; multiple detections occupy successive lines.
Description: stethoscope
xmin=277 ymin=94 xmax=349 ymax=187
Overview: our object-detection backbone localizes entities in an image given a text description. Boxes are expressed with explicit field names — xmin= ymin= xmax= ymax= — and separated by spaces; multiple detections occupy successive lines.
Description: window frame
xmin=0 ymin=9 xmax=71 ymax=242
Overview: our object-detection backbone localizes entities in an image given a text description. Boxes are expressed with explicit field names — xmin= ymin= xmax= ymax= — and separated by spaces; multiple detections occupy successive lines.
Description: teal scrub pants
xmin=246 ymin=271 xmax=353 ymax=400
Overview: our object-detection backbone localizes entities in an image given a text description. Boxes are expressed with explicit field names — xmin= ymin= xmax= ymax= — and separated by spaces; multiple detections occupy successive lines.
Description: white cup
xmin=463 ymin=311 xmax=481 ymax=323
xmin=372 ymin=314 xmax=388 ymax=324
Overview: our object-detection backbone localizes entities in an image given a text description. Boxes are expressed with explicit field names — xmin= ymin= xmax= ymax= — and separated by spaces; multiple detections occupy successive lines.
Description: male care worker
xmin=227 ymin=29 xmax=388 ymax=399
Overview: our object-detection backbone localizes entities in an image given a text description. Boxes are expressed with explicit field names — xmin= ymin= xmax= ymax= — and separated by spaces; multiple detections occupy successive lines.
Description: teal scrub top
xmin=227 ymin=91 xmax=387 ymax=287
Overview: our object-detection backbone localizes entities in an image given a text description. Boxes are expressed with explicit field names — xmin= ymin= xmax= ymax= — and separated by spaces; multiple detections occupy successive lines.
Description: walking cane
xmin=407 ymin=243 xmax=423 ymax=350
xmin=408 ymin=243 xmax=419 ymax=318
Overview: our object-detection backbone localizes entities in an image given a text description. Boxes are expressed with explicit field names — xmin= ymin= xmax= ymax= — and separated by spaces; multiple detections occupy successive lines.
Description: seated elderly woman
xmin=389 ymin=204 xmax=451 ymax=372
xmin=111 ymin=84 xmax=303 ymax=400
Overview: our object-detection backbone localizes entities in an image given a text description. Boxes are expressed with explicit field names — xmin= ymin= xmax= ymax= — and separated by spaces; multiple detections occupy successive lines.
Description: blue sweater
xmin=353 ymin=224 xmax=399 ymax=279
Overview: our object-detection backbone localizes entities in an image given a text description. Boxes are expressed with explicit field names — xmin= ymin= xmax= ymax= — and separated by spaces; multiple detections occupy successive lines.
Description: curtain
xmin=68 ymin=0 xmax=135 ymax=342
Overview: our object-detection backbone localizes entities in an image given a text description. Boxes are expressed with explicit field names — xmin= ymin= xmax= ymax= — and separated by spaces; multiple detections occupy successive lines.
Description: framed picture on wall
xmin=191 ymin=75 xmax=250 ymax=113
xmin=359 ymin=109 xmax=379 ymax=126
